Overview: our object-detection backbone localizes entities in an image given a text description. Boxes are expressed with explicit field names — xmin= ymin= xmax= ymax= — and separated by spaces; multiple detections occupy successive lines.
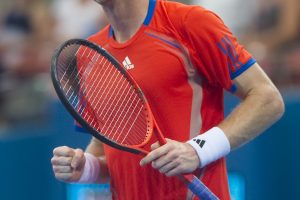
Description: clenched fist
xmin=51 ymin=146 xmax=86 ymax=182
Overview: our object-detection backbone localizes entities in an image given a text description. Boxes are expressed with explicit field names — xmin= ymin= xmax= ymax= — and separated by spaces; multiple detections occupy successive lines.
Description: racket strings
xmin=76 ymin=48 xmax=151 ymax=144
xmin=58 ymin=46 xmax=95 ymax=107
xmin=82 ymin=57 xmax=149 ymax=145
xmin=83 ymin=61 xmax=148 ymax=144
xmin=57 ymin=44 xmax=150 ymax=145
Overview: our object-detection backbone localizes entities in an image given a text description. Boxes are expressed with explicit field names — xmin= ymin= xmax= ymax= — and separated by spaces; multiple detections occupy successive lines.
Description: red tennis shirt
xmin=84 ymin=0 xmax=256 ymax=199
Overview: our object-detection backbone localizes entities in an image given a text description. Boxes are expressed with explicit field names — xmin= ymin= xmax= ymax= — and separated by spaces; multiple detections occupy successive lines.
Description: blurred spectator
xmin=2 ymin=0 xmax=32 ymax=34
xmin=0 ymin=0 xmax=53 ymax=130
xmin=244 ymin=0 xmax=300 ymax=87
xmin=247 ymin=0 xmax=299 ymax=51
xmin=0 ymin=0 xmax=108 ymax=131
xmin=192 ymin=0 xmax=256 ymax=37
xmin=51 ymin=0 xmax=107 ymax=41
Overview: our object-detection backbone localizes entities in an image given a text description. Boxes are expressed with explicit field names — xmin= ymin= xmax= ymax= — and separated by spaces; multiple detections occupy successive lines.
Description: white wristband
xmin=77 ymin=153 xmax=100 ymax=183
xmin=187 ymin=127 xmax=231 ymax=168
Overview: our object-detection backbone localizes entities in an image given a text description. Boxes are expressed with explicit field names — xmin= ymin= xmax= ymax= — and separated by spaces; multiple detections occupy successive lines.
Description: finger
xmin=71 ymin=149 xmax=84 ymax=169
xmin=53 ymin=165 xmax=72 ymax=173
xmin=53 ymin=146 xmax=75 ymax=157
xmin=140 ymin=145 xmax=170 ymax=166
xmin=51 ymin=156 xmax=73 ymax=166
xmin=165 ymin=165 xmax=184 ymax=177
xmin=151 ymin=142 xmax=160 ymax=150
xmin=151 ymin=153 xmax=176 ymax=169
xmin=158 ymin=160 xmax=179 ymax=174
xmin=54 ymin=172 xmax=73 ymax=181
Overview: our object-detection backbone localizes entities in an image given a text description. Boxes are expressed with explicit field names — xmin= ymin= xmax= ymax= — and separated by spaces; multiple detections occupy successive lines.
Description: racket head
xmin=51 ymin=39 xmax=154 ymax=154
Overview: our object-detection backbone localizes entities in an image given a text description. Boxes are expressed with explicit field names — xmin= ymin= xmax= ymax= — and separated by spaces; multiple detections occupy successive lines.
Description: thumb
xmin=71 ymin=149 xmax=85 ymax=169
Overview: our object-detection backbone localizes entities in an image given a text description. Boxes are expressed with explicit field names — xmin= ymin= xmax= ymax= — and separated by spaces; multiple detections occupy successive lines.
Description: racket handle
xmin=180 ymin=174 xmax=220 ymax=200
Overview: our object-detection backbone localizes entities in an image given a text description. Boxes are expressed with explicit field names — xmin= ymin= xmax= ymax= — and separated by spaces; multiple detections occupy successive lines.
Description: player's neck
xmin=101 ymin=0 xmax=149 ymax=43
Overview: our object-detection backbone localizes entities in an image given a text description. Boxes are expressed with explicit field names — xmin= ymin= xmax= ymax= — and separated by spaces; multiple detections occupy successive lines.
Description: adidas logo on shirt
xmin=122 ymin=56 xmax=134 ymax=70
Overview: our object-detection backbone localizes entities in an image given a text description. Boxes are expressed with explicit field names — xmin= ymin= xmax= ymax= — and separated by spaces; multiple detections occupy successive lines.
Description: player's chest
xmin=103 ymin=33 xmax=195 ymax=95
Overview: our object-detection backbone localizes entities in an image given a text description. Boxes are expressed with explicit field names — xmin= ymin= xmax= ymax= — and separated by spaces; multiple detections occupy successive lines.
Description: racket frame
xmin=51 ymin=39 xmax=154 ymax=154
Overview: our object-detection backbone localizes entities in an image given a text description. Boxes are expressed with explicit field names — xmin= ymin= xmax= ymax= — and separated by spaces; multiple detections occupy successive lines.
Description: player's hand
xmin=51 ymin=146 xmax=86 ymax=182
xmin=140 ymin=139 xmax=200 ymax=177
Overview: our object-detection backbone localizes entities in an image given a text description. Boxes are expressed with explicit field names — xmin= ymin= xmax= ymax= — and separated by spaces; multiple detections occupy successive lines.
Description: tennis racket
xmin=51 ymin=39 xmax=219 ymax=200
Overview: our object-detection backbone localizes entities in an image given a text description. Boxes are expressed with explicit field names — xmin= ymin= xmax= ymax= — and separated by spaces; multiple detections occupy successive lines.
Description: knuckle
xmin=55 ymin=173 xmax=63 ymax=179
xmin=66 ymin=157 xmax=73 ymax=164
xmin=173 ymin=159 xmax=180 ymax=166
xmin=65 ymin=149 xmax=73 ymax=155
xmin=75 ymin=148 xmax=82 ymax=154
xmin=147 ymin=153 xmax=155 ymax=162
xmin=165 ymin=171 xmax=173 ymax=177
xmin=159 ymin=167 xmax=166 ymax=173
xmin=51 ymin=157 xmax=60 ymax=165
xmin=177 ymin=165 xmax=183 ymax=172
xmin=151 ymin=161 xmax=157 ymax=169
xmin=55 ymin=146 xmax=66 ymax=152
xmin=75 ymin=149 xmax=84 ymax=158
xmin=61 ymin=146 xmax=69 ymax=149
xmin=53 ymin=147 xmax=61 ymax=155
xmin=150 ymin=144 xmax=156 ymax=150
xmin=55 ymin=173 xmax=70 ymax=181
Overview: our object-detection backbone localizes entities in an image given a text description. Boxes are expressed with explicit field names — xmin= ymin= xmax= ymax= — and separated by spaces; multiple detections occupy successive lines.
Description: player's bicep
xmin=232 ymin=63 xmax=277 ymax=100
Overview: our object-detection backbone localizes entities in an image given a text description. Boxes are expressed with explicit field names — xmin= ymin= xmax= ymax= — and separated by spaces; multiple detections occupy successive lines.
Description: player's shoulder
xmin=87 ymin=25 xmax=110 ymax=46
xmin=159 ymin=0 xmax=206 ymax=14
xmin=156 ymin=0 xmax=220 ymax=32
xmin=157 ymin=0 xmax=196 ymax=23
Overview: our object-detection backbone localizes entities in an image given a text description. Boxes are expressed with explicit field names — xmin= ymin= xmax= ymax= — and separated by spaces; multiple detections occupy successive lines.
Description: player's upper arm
xmin=233 ymin=63 xmax=284 ymax=114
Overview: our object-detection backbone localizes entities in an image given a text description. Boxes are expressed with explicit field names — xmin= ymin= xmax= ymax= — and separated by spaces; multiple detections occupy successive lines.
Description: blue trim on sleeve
xmin=224 ymin=36 xmax=243 ymax=68
xmin=222 ymin=38 xmax=238 ymax=70
xmin=108 ymin=26 xmax=113 ymax=37
xmin=229 ymin=84 xmax=238 ymax=93
xmin=75 ymin=125 xmax=88 ymax=133
xmin=144 ymin=0 xmax=156 ymax=25
xmin=230 ymin=58 xmax=256 ymax=80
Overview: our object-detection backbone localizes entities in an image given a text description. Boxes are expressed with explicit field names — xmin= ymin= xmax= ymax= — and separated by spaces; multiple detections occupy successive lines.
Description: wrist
xmin=187 ymin=127 xmax=231 ymax=168
xmin=77 ymin=153 xmax=100 ymax=183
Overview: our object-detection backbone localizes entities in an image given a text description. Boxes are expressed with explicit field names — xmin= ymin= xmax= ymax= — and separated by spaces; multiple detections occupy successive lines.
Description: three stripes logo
xmin=217 ymin=35 xmax=243 ymax=74
xmin=122 ymin=56 xmax=134 ymax=70
xmin=193 ymin=138 xmax=206 ymax=148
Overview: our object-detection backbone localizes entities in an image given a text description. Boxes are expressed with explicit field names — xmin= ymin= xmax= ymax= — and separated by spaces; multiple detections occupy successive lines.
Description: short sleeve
xmin=182 ymin=7 xmax=256 ymax=92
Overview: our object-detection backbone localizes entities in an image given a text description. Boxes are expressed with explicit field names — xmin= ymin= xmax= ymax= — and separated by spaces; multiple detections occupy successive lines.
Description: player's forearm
xmin=85 ymin=138 xmax=110 ymax=183
xmin=218 ymin=84 xmax=284 ymax=149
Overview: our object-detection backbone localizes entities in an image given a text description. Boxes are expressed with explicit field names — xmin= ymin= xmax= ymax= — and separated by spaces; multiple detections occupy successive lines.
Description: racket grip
xmin=181 ymin=174 xmax=220 ymax=200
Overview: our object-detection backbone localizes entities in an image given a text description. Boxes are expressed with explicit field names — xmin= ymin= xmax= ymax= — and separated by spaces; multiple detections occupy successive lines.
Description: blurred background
xmin=0 ymin=0 xmax=299 ymax=199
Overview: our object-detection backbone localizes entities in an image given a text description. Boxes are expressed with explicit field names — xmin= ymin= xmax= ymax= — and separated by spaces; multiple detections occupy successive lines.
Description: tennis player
xmin=51 ymin=0 xmax=284 ymax=199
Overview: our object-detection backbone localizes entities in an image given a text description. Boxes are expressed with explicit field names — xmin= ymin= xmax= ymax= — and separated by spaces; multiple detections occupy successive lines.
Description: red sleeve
xmin=182 ymin=7 xmax=256 ymax=92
